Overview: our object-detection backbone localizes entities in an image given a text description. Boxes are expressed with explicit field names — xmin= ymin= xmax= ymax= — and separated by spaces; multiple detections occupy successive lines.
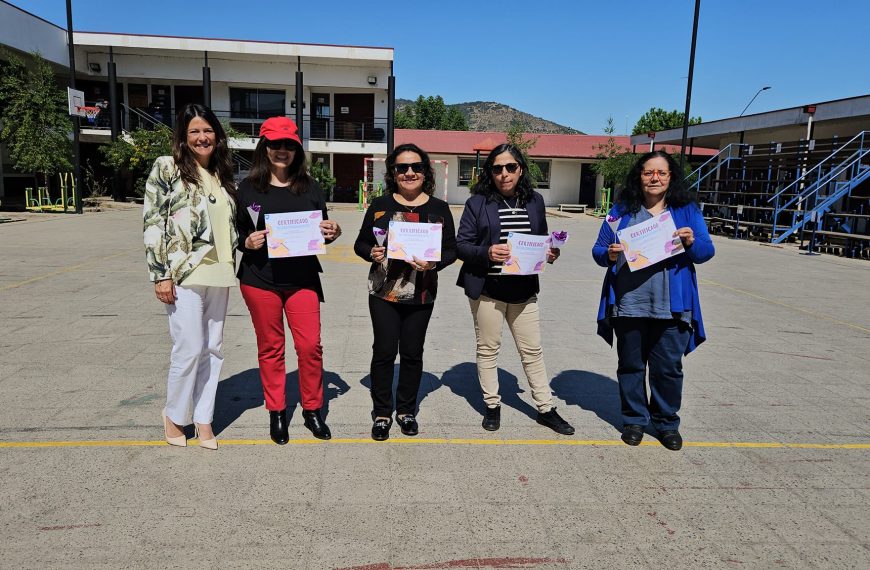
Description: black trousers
xmin=368 ymin=295 xmax=434 ymax=417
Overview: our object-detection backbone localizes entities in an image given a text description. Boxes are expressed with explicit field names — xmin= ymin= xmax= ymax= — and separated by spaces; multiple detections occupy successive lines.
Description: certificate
xmin=263 ymin=210 xmax=325 ymax=258
xmin=616 ymin=211 xmax=683 ymax=271
xmin=501 ymin=232 xmax=550 ymax=276
xmin=386 ymin=221 xmax=442 ymax=261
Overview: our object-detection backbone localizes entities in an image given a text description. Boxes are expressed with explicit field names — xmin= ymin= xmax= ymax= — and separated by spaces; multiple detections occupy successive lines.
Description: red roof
xmin=395 ymin=129 xmax=717 ymax=159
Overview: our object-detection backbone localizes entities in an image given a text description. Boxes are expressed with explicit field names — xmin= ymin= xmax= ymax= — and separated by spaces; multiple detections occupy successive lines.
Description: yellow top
xmin=184 ymin=167 xmax=236 ymax=287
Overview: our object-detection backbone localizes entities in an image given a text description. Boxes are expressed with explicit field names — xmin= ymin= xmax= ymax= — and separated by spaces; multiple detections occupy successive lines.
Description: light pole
xmin=739 ymin=86 xmax=771 ymax=117
xmin=679 ymin=0 xmax=701 ymax=170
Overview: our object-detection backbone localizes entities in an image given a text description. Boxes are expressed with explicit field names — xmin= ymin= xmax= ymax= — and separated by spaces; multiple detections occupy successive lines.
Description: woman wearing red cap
xmin=236 ymin=116 xmax=342 ymax=444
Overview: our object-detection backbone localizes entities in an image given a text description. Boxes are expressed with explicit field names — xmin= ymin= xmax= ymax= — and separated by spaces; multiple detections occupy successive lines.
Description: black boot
xmin=302 ymin=408 xmax=332 ymax=440
xmin=269 ymin=409 xmax=289 ymax=445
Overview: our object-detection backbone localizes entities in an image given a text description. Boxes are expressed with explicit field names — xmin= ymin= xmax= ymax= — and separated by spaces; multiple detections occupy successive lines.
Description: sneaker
xmin=371 ymin=417 xmax=392 ymax=441
xmin=396 ymin=414 xmax=419 ymax=436
xmin=482 ymin=405 xmax=501 ymax=431
xmin=536 ymin=407 xmax=575 ymax=435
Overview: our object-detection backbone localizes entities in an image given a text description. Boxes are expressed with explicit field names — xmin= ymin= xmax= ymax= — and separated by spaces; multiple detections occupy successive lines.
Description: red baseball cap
xmin=259 ymin=116 xmax=302 ymax=146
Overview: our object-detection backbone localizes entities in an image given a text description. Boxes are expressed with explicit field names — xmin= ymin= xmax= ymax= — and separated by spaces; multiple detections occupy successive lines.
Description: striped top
xmin=488 ymin=197 xmax=532 ymax=275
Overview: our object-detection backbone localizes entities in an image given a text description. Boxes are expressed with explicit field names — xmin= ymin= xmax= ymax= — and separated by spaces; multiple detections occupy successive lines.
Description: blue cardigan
xmin=456 ymin=191 xmax=548 ymax=300
xmin=592 ymin=203 xmax=715 ymax=354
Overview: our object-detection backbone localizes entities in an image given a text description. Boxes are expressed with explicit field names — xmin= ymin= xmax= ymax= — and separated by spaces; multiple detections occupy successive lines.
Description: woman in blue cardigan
xmin=592 ymin=150 xmax=714 ymax=450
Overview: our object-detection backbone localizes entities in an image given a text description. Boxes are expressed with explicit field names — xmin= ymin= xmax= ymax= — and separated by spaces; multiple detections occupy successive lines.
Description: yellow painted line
xmin=0 ymin=250 xmax=135 ymax=292
xmin=701 ymin=278 xmax=870 ymax=334
xmin=0 ymin=438 xmax=868 ymax=449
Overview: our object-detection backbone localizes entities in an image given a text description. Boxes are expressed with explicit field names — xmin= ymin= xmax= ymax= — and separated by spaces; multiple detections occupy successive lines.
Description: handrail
xmin=766 ymin=130 xmax=867 ymax=203
xmin=775 ymin=148 xmax=867 ymax=212
xmin=121 ymin=102 xmax=171 ymax=132
xmin=686 ymin=143 xmax=745 ymax=181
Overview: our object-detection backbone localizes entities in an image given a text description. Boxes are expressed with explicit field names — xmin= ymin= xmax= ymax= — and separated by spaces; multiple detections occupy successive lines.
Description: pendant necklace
xmin=208 ymin=194 xmax=217 ymax=204
xmin=501 ymin=196 xmax=521 ymax=214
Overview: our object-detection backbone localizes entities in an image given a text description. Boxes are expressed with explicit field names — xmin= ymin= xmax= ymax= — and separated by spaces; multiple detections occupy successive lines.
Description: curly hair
xmin=470 ymin=144 xmax=534 ymax=206
xmin=246 ymin=136 xmax=312 ymax=194
xmin=171 ymin=103 xmax=235 ymax=195
xmin=384 ymin=143 xmax=436 ymax=195
xmin=616 ymin=150 xmax=694 ymax=213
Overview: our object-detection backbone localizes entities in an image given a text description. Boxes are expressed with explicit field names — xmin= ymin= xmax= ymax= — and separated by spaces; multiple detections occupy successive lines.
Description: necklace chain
xmin=501 ymin=196 xmax=520 ymax=213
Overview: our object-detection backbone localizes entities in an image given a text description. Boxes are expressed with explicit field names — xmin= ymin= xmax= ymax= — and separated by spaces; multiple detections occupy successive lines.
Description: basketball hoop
xmin=78 ymin=106 xmax=101 ymax=123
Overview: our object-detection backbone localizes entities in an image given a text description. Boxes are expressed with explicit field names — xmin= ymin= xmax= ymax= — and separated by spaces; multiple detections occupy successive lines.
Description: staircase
xmin=768 ymin=131 xmax=870 ymax=244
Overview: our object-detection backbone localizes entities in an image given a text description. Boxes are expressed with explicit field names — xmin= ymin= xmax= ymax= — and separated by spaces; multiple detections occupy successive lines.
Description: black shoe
xmin=302 ymin=408 xmax=331 ymax=440
xmin=621 ymin=424 xmax=644 ymax=446
xmin=482 ymin=405 xmax=501 ymax=431
xmin=659 ymin=430 xmax=683 ymax=451
xmin=269 ymin=409 xmax=289 ymax=445
xmin=396 ymin=414 xmax=419 ymax=436
xmin=371 ymin=417 xmax=392 ymax=441
xmin=536 ymin=407 xmax=575 ymax=435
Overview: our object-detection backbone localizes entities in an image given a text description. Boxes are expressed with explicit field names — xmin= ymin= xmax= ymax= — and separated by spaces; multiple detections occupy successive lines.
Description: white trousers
xmin=164 ymin=284 xmax=229 ymax=425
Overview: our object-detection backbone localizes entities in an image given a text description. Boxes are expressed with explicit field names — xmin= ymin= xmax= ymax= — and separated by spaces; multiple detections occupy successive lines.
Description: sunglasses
xmin=394 ymin=162 xmax=425 ymax=174
xmin=490 ymin=163 xmax=520 ymax=175
xmin=265 ymin=139 xmax=297 ymax=151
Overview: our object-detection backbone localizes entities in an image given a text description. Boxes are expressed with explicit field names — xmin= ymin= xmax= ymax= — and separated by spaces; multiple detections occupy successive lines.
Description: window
xmin=230 ymin=88 xmax=286 ymax=119
xmin=458 ymin=157 xmax=551 ymax=189
xmin=458 ymin=157 xmax=485 ymax=187
xmin=531 ymin=160 xmax=551 ymax=189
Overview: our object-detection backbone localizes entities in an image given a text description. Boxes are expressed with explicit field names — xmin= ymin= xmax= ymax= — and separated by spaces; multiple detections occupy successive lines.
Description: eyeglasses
xmin=265 ymin=139 xmax=297 ymax=151
xmin=641 ymin=170 xmax=671 ymax=179
xmin=490 ymin=163 xmax=520 ymax=175
xmin=394 ymin=162 xmax=425 ymax=174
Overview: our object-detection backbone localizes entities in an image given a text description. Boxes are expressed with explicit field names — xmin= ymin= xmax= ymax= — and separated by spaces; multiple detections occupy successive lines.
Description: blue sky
xmin=15 ymin=0 xmax=870 ymax=134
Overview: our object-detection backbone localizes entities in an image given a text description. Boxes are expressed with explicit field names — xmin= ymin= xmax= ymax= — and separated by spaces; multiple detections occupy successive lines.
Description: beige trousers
xmin=468 ymin=295 xmax=554 ymax=412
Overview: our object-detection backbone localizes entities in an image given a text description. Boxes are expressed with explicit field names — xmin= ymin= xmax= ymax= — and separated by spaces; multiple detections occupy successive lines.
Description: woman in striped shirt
xmin=456 ymin=144 xmax=574 ymax=435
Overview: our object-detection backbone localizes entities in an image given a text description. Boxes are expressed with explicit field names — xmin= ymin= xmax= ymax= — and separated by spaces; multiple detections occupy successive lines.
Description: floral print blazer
xmin=143 ymin=156 xmax=238 ymax=284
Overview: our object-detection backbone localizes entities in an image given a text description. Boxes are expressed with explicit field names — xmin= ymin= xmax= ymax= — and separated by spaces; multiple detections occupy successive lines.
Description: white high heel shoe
xmin=162 ymin=410 xmax=187 ymax=447
xmin=194 ymin=424 xmax=218 ymax=450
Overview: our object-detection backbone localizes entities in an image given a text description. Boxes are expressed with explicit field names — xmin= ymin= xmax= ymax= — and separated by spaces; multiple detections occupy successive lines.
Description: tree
xmin=592 ymin=116 xmax=637 ymax=190
xmin=0 ymin=50 xmax=73 ymax=188
xmin=309 ymin=160 xmax=336 ymax=202
xmin=102 ymin=127 xmax=172 ymax=196
xmin=395 ymin=95 xmax=468 ymax=131
xmin=632 ymin=107 xmax=701 ymax=135
xmin=506 ymin=121 xmax=544 ymax=187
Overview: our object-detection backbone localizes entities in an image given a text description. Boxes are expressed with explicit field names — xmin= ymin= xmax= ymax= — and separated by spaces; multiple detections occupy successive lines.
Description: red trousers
xmin=240 ymin=284 xmax=323 ymax=411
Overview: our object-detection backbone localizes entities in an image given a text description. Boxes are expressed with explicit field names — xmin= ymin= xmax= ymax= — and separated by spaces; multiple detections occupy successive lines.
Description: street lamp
xmin=739 ymin=86 xmax=771 ymax=117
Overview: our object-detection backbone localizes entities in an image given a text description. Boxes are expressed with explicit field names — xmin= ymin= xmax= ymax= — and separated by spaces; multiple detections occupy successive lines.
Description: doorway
xmin=332 ymin=153 xmax=370 ymax=202
xmin=333 ymin=93 xmax=376 ymax=141
xmin=579 ymin=163 xmax=597 ymax=206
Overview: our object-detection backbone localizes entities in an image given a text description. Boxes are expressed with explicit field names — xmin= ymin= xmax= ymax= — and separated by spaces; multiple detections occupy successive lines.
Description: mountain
xmin=396 ymin=99 xmax=583 ymax=135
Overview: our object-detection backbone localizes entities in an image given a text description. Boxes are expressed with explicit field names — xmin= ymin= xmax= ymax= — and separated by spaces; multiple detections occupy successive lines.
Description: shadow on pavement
xmin=550 ymin=369 xmax=621 ymax=431
xmin=360 ymin=365 xmax=440 ymax=417
xmin=440 ymin=362 xmax=538 ymax=420
xmin=214 ymin=368 xmax=349 ymax=434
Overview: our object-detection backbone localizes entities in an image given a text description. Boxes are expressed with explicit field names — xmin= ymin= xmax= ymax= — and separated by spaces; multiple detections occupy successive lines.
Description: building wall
xmin=0 ymin=2 xmax=68 ymax=65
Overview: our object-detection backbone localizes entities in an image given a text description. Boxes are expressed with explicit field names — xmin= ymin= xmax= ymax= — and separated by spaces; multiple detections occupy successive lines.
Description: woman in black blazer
xmin=456 ymin=144 xmax=574 ymax=435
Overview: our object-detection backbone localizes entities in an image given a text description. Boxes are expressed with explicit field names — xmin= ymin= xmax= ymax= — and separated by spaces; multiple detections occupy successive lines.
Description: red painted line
xmin=338 ymin=557 xmax=568 ymax=570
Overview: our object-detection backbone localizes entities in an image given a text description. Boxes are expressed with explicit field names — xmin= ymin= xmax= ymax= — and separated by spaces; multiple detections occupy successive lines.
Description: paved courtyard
xmin=0 ymin=203 xmax=868 ymax=569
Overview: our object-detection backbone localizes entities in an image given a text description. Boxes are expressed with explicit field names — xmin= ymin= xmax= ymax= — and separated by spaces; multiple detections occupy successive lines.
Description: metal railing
xmin=768 ymin=131 xmax=870 ymax=243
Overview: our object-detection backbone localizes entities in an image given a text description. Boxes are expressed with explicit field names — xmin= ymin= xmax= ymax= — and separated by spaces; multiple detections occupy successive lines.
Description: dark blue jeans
xmin=612 ymin=317 xmax=691 ymax=431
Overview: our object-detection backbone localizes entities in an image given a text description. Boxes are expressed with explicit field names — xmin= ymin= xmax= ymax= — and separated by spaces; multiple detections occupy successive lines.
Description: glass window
xmin=532 ymin=160 xmax=551 ymax=189
xmin=230 ymin=88 xmax=285 ymax=119
xmin=458 ymin=157 xmax=482 ymax=187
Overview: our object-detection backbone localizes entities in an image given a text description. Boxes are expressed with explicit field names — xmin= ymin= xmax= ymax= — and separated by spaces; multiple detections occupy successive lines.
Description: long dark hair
xmin=172 ymin=103 xmax=235 ymax=194
xmin=471 ymin=144 xmax=534 ymax=205
xmin=616 ymin=150 xmax=694 ymax=213
xmin=384 ymin=143 xmax=436 ymax=195
xmin=246 ymin=137 xmax=312 ymax=194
